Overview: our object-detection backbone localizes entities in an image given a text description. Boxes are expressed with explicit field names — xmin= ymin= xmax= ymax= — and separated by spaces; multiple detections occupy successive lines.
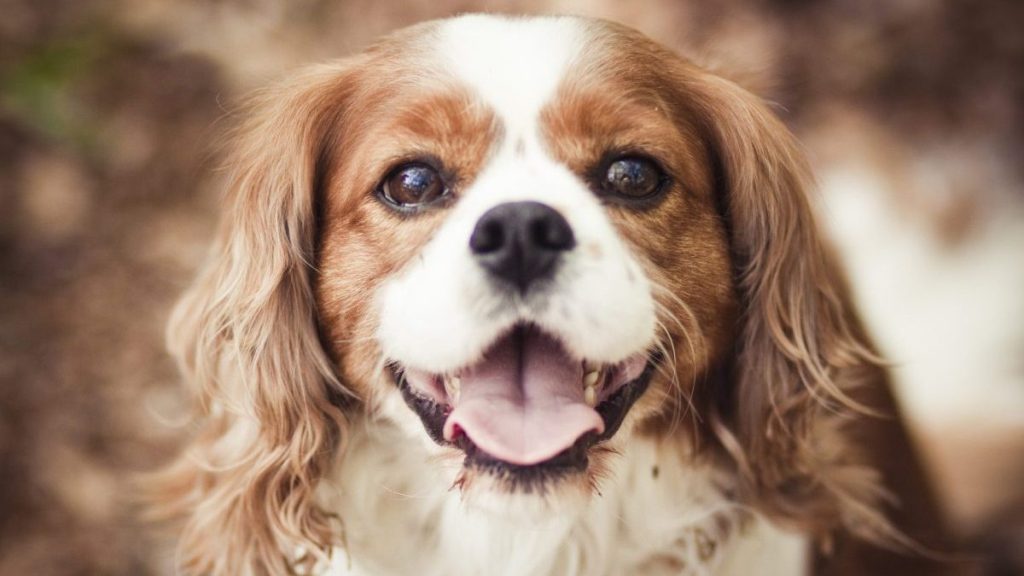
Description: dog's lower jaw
xmin=315 ymin=419 xmax=810 ymax=576
xmin=377 ymin=382 xmax=628 ymax=515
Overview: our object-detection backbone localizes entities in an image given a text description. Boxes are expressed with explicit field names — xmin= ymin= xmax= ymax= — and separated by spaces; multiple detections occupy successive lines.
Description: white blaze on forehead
xmin=437 ymin=15 xmax=587 ymax=141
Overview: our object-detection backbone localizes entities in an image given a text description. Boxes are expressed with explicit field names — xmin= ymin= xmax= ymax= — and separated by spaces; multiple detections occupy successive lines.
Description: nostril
xmin=531 ymin=214 xmax=575 ymax=252
xmin=469 ymin=219 xmax=505 ymax=254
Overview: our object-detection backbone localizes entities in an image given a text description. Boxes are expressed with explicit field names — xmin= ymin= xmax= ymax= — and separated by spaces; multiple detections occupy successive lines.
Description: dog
xmin=153 ymin=14 xmax=962 ymax=576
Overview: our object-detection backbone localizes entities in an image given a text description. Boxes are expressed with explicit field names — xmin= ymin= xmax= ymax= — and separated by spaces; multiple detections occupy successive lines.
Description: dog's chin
xmin=450 ymin=457 xmax=611 ymax=520
xmin=389 ymin=323 xmax=659 ymax=496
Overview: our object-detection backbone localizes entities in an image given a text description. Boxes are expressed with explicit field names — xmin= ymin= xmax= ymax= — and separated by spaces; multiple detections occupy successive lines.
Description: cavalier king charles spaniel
xmin=154 ymin=14 xmax=962 ymax=576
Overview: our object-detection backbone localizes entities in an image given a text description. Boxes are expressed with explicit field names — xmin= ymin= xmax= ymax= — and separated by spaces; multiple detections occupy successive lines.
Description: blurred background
xmin=1 ymin=0 xmax=1021 ymax=574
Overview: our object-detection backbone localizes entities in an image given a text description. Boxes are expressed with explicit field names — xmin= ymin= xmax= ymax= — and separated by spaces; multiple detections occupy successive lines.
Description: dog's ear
xmin=683 ymin=71 xmax=898 ymax=542
xmin=150 ymin=63 xmax=358 ymax=575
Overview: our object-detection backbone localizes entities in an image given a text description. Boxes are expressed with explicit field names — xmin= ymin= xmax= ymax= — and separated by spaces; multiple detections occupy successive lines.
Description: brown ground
xmin=1 ymin=1 xmax=1021 ymax=574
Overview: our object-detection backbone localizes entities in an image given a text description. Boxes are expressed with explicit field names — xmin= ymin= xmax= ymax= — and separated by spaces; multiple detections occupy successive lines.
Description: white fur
xmin=439 ymin=15 xmax=584 ymax=142
xmin=316 ymin=420 xmax=807 ymax=576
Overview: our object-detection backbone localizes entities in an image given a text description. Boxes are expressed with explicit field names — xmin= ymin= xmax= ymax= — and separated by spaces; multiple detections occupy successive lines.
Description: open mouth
xmin=391 ymin=323 xmax=657 ymax=482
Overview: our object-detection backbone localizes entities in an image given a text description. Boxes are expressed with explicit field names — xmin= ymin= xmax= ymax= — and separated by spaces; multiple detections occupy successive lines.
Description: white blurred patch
xmin=819 ymin=152 xmax=1024 ymax=430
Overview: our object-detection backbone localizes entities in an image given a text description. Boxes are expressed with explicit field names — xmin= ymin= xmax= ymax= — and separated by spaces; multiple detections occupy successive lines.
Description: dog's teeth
xmin=444 ymin=375 xmax=461 ymax=402
xmin=583 ymin=367 xmax=601 ymax=407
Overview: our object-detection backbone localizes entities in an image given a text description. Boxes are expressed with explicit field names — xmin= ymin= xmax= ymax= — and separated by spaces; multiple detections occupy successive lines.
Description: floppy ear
xmin=150 ymin=64 xmax=357 ymax=575
xmin=684 ymin=72 xmax=900 ymax=543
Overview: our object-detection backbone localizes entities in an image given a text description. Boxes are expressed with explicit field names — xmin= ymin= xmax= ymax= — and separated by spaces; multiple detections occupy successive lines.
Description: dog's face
xmin=161 ymin=15 xmax=885 ymax=573
xmin=315 ymin=16 xmax=736 ymax=496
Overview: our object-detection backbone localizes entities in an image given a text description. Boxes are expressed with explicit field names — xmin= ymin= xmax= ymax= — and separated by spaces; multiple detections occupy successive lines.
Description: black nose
xmin=469 ymin=201 xmax=576 ymax=293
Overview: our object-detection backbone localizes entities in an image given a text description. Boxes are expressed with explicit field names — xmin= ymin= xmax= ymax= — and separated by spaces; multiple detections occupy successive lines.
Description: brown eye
xmin=603 ymin=156 xmax=664 ymax=199
xmin=379 ymin=162 xmax=447 ymax=208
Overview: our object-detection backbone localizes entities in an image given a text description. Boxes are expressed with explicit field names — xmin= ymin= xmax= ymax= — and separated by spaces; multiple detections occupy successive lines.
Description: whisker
xmin=648 ymin=280 xmax=709 ymax=442
xmin=652 ymin=319 xmax=684 ymax=436
xmin=332 ymin=334 xmax=381 ymax=345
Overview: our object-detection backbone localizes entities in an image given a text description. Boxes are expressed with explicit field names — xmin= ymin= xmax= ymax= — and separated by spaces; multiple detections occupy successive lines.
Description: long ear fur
xmin=686 ymin=72 xmax=900 ymax=544
xmin=149 ymin=65 xmax=356 ymax=575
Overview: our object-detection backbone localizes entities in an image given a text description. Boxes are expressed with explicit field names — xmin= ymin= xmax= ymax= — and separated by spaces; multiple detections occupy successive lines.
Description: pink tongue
xmin=442 ymin=327 xmax=605 ymax=466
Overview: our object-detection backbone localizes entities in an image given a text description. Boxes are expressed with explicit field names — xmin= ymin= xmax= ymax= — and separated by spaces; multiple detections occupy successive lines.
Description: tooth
xmin=444 ymin=375 xmax=461 ymax=402
xmin=584 ymin=384 xmax=597 ymax=407
xmin=583 ymin=370 xmax=600 ymax=388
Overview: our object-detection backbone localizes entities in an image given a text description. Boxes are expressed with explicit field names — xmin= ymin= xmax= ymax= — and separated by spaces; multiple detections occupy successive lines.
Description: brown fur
xmin=150 ymin=17 xmax=960 ymax=575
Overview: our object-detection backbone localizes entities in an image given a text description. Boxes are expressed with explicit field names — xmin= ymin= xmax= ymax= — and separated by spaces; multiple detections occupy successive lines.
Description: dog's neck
xmin=313 ymin=418 xmax=808 ymax=576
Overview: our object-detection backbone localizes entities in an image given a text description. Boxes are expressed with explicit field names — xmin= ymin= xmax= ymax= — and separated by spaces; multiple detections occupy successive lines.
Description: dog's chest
xmin=315 ymin=425 xmax=808 ymax=576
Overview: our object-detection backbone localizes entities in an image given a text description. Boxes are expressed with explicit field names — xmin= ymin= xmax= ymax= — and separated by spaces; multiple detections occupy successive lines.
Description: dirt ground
xmin=1 ymin=1 xmax=1022 ymax=574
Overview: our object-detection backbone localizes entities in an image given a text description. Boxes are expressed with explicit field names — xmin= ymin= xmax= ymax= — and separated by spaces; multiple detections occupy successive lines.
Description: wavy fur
xmin=148 ymin=65 xmax=360 ymax=575
xmin=683 ymin=70 xmax=897 ymax=542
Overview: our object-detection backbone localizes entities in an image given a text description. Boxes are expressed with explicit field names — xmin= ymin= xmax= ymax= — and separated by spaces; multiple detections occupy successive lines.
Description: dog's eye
xmin=603 ymin=157 xmax=664 ymax=200
xmin=379 ymin=163 xmax=447 ymax=208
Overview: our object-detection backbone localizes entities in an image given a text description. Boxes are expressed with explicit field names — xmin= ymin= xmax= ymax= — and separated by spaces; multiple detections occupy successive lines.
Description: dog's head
xmin=158 ymin=15 xmax=884 ymax=574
